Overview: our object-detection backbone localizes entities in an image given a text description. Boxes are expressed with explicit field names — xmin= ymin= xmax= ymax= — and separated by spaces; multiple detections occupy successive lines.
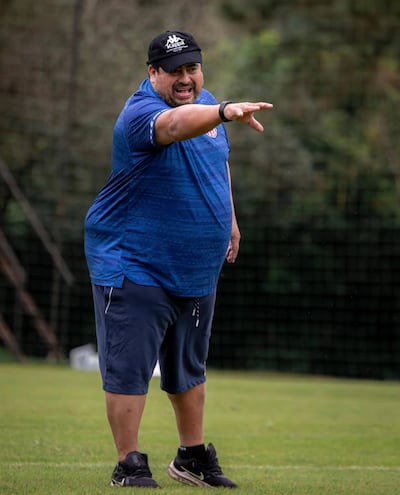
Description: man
xmin=84 ymin=30 xmax=272 ymax=488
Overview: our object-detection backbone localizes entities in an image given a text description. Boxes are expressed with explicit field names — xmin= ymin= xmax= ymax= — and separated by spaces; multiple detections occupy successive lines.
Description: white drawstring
xmin=192 ymin=298 xmax=200 ymax=327
xmin=105 ymin=287 xmax=113 ymax=314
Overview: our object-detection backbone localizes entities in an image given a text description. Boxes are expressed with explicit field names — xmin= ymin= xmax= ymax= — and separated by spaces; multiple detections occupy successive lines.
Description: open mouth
xmin=174 ymin=86 xmax=194 ymax=99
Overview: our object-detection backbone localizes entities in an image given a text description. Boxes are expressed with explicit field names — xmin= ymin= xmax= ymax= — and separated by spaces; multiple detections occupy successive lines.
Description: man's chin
xmin=174 ymin=96 xmax=195 ymax=106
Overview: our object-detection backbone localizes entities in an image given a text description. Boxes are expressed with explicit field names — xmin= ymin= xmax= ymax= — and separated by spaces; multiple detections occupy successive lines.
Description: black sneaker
xmin=111 ymin=451 xmax=160 ymax=488
xmin=167 ymin=443 xmax=238 ymax=488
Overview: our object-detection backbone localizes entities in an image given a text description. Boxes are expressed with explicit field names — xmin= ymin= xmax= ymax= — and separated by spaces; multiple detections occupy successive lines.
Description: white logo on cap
xmin=165 ymin=34 xmax=188 ymax=53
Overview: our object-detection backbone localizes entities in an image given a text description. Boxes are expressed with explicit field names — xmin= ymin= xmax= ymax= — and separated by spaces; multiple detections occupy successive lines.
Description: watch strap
xmin=219 ymin=101 xmax=233 ymax=122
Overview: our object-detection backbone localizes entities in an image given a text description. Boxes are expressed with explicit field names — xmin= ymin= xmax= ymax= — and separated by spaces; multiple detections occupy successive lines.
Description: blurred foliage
xmin=1 ymin=1 xmax=399 ymax=376
xmin=213 ymin=0 xmax=400 ymax=230
xmin=0 ymin=0 xmax=231 ymax=236
xmin=1 ymin=0 xmax=399 ymax=236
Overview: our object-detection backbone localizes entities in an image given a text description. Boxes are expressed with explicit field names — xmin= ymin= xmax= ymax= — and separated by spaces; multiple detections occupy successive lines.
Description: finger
xmin=248 ymin=116 xmax=264 ymax=133
xmin=226 ymin=246 xmax=234 ymax=263
xmin=242 ymin=102 xmax=273 ymax=112
xmin=257 ymin=102 xmax=274 ymax=109
xmin=226 ymin=252 xmax=236 ymax=263
xmin=226 ymin=242 xmax=239 ymax=263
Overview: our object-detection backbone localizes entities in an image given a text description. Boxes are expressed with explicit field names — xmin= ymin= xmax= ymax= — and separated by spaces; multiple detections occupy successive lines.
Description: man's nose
xmin=177 ymin=69 xmax=191 ymax=82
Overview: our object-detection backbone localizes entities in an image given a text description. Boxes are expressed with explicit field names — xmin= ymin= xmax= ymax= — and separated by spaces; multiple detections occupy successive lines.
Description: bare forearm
xmin=156 ymin=104 xmax=221 ymax=144
xmin=155 ymin=101 xmax=273 ymax=145
xmin=226 ymin=161 xmax=241 ymax=263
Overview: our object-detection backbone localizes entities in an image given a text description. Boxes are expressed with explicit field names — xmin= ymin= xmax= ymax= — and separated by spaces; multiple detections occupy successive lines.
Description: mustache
xmin=174 ymin=83 xmax=194 ymax=90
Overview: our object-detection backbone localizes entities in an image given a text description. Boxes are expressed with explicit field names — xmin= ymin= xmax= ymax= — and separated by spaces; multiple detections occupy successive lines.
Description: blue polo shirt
xmin=84 ymin=78 xmax=231 ymax=297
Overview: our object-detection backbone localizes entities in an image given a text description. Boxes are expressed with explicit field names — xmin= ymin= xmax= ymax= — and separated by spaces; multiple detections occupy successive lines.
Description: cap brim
xmin=157 ymin=50 xmax=202 ymax=73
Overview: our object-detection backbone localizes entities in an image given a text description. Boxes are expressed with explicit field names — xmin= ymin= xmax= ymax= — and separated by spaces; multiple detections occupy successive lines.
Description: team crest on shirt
xmin=207 ymin=128 xmax=217 ymax=138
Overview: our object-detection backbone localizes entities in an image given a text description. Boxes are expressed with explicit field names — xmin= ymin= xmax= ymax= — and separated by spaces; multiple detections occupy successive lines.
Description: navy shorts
xmin=92 ymin=278 xmax=216 ymax=395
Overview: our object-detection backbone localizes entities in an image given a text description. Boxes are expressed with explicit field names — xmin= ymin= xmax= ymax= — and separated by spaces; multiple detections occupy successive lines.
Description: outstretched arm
xmin=154 ymin=101 xmax=273 ymax=145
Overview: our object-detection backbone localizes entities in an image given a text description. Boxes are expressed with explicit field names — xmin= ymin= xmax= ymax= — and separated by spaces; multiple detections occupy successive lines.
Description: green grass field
xmin=0 ymin=362 xmax=399 ymax=494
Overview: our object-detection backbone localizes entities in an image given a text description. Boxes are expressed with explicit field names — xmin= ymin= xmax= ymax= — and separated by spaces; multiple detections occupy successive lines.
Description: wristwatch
xmin=219 ymin=101 xmax=233 ymax=122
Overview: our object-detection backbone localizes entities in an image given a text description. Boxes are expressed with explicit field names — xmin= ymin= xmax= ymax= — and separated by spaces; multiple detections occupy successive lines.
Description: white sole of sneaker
xmin=167 ymin=461 xmax=211 ymax=487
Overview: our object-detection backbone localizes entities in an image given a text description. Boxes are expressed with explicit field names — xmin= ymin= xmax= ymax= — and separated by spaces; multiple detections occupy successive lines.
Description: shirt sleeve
xmin=124 ymin=97 xmax=169 ymax=152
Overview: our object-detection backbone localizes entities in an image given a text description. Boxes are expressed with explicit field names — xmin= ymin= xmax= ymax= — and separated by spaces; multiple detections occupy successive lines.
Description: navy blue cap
xmin=147 ymin=31 xmax=202 ymax=72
